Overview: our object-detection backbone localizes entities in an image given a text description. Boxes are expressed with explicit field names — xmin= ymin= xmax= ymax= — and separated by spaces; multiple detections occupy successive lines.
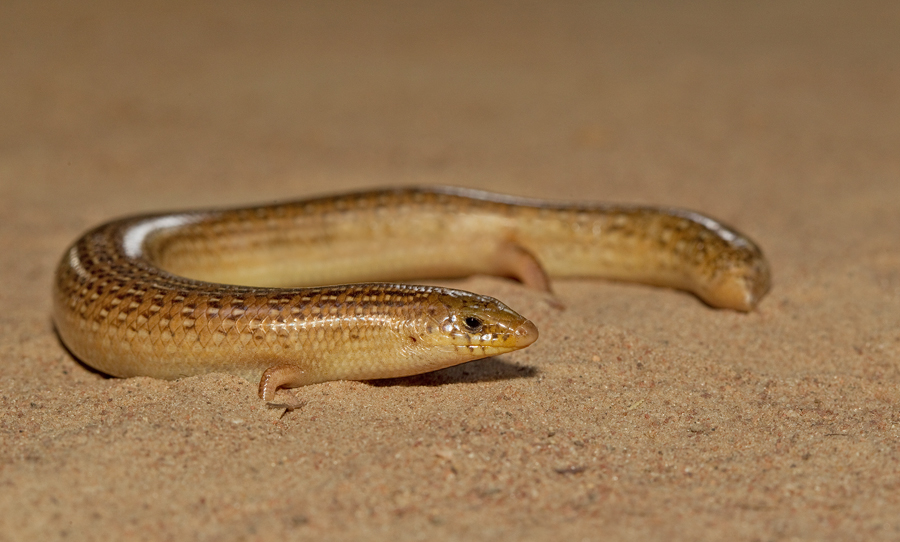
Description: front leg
xmin=258 ymin=363 xmax=314 ymax=401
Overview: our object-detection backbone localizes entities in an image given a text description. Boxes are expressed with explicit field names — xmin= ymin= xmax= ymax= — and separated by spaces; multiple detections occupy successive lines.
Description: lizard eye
xmin=463 ymin=316 xmax=483 ymax=333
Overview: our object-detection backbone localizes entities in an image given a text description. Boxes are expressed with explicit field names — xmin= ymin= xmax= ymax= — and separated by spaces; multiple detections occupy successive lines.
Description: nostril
xmin=514 ymin=319 xmax=539 ymax=346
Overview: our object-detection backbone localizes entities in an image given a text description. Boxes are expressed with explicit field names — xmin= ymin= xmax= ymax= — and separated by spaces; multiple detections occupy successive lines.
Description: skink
xmin=52 ymin=186 xmax=771 ymax=400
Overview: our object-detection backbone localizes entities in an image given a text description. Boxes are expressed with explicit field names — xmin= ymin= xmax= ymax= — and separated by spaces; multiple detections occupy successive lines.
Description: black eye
xmin=463 ymin=316 xmax=483 ymax=332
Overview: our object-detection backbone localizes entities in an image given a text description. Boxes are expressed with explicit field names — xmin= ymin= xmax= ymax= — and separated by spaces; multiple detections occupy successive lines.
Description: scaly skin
xmin=52 ymin=186 xmax=770 ymax=399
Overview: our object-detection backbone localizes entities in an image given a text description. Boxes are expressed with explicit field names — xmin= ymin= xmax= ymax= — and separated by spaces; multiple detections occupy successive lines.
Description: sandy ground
xmin=2 ymin=1 xmax=899 ymax=540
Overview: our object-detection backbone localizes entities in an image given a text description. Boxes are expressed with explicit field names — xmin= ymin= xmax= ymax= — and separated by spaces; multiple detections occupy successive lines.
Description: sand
xmin=2 ymin=1 xmax=899 ymax=540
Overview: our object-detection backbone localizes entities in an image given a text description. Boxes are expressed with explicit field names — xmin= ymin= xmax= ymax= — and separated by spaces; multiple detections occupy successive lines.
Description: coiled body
xmin=52 ymin=186 xmax=770 ymax=399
